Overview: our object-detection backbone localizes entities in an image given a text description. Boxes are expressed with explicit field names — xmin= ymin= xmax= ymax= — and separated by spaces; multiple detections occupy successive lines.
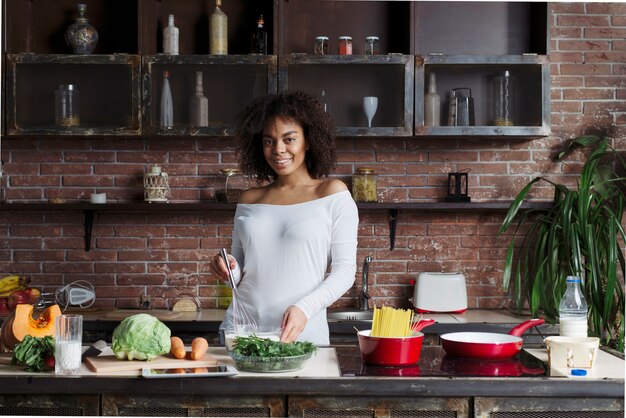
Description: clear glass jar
xmin=338 ymin=36 xmax=352 ymax=55
xmin=314 ymin=36 xmax=329 ymax=55
xmin=352 ymin=167 xmax=378 ymax=202
xmin=216 ymin=168 xmax=247 ymax=203
xmin=55 ymin=84 xmax=80 ymax=127
xmin=364 ymin=36 xmax=379 ymax=55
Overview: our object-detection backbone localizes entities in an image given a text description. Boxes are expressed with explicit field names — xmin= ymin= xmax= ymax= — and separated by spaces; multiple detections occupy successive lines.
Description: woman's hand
xmin=280 ymin=305 xmax=307 ymax=343
xmin=210 ymin=252 xmax=237 ymax=282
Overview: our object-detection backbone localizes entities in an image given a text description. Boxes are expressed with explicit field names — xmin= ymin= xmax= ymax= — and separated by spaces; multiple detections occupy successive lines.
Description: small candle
xmin=90 ymin=193 xmax=106 ymax=204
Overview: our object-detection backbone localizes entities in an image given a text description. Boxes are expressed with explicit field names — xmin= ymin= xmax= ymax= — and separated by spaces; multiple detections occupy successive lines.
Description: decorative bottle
xmin=494 ymin=70 xmax=514 ymax=126
xmin=209 ymin=0 xmax=228 ymax=55
xmin=424 ymin=73 xmax=440 ymax=126
xmin=163 ymin=14 xmax=179 ymax=55
xmin=189 ymin=71 xmax=209 ymax=127
xmin=250 ymin=15 xmax=267 ymax=54
xmin=559 ymin=276 xmax=588 ymax=338
xmin=160 ymin=71 xmax=174 ymax=128
xmin=319 ymin=89 xmax=331 ymax=115
xmin=65 ymin=3 xmax=98 ymax=54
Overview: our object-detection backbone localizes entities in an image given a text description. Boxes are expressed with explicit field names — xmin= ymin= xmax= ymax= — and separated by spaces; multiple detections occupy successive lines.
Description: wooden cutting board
xmin=85 ymin=353 xmax=217 ymax=373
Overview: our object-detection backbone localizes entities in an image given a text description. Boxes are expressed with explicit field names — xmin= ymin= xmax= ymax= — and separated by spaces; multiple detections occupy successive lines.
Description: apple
xmin=7 ymin=290 xmax=29 ymax=311
xmin=23 ymin=287 xmax=41 ymax=304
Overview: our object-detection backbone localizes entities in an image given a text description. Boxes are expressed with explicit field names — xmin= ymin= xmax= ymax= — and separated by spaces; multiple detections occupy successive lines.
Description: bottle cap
xmin=316 ymin=36 xmax=329 ymax=41
xmin=566 ymin=276 xmax=581 ymax=283
xmin=356 ymin=167 xmax=376 ymax=174
xmin=338 ymin=36 xmax=352 ymax=40
xmin=366 ymin=36 xmax=379 ymax=41
xmin=571 ymin=369 xmax=587 ymax=376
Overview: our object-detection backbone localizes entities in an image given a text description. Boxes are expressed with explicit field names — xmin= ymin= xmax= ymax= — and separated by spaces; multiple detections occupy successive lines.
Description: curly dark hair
xmin=235 ymin=91 xmax=336 ymax=182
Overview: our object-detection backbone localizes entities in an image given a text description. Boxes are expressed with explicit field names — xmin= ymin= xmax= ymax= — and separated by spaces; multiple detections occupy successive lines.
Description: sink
xmin=327 ymin=310 xmax=373 ymax=321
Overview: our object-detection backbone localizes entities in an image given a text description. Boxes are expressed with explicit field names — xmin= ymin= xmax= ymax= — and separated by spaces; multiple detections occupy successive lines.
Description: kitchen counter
xmin=0 ymin=343 xmax=622 ymax=417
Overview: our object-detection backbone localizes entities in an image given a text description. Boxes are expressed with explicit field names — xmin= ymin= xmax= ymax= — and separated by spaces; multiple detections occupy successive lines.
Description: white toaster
xmin=413 ymin=272 xmax=467 ymax=313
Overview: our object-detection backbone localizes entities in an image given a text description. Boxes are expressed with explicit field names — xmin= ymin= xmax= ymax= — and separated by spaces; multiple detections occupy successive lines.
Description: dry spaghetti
xmin=370 ymin=306 xmax=415 ymax=338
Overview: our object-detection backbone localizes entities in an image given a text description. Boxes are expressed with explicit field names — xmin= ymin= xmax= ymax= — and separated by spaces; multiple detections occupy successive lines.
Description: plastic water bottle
xmin=559 ymin=276 xmax=588 ymax=337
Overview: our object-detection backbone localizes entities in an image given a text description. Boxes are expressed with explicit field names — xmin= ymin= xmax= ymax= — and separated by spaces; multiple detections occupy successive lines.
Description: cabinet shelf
xmin=142 ymin=55 xmax=277 ymax=136
xmin=0 ymin=201 xmax=552 ymax=252
xmin=279 ymin=54 xmax=414 ymax=137
xmin=5 ymin=54 xmax=141 ymax=136
xmin=415 ymin=54 xmax=550 ymax=137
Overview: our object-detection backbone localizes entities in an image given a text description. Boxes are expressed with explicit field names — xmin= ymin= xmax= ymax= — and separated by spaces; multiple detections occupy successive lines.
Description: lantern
xmin=144 ymin=165 xmax=170 ymax=202
xmin=446 ymin=171 xmax=470 ymax=202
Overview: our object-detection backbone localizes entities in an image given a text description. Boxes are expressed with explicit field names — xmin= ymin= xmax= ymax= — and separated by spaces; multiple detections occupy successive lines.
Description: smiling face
xmin=262 ymin=116 xmax=309 ymax=179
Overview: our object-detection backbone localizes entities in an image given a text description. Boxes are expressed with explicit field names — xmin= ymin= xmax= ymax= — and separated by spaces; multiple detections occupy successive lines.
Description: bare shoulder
xmin=317 ymin=178 xmax=348 ymax=197
xmin=238 ymin=187 xmax=267 ymax=204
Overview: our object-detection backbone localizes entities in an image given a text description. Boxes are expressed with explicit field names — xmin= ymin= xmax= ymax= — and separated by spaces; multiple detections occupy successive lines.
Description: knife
xmin=81 ymin=340 xmax=107 ymax=362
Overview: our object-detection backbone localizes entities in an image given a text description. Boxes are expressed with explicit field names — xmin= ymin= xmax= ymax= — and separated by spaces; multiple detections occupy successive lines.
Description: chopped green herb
xmin=231 ymin=335 xmax=316 ymax=358
xmin=11 ymin=335 xmax=56 ymax=372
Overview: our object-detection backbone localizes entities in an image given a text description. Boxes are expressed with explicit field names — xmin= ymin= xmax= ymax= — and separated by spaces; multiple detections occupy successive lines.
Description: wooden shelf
xmin=0 ymin=201 xmax=552 ymax=252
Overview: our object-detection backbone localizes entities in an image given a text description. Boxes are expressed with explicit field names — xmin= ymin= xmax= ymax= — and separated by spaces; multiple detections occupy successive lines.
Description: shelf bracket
xmin=388 ymin=209 xmax=398 ymax=250
xmin=84 ymin=209 xmax=94 ymax=252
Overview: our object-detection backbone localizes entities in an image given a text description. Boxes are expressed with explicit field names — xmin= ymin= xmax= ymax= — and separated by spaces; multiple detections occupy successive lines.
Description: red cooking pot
xmin=358 ymin=319 xmax=435 ymax=366
xmin=440 ymin=318 xmax=544 ymax=359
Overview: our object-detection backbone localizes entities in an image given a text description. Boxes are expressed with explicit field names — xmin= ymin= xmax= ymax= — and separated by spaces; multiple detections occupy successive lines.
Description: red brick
xmin=587 ymin=3 xmax=626 ymax=14
xmin=147 ymin=237 xmax=199 ymax=249
xmin=147 ymin=263 xmax=198 ymax=275
xmin=614 ymin=40 xmax=626 ymax=51
xmin=43 ymin=262 xmax=94 ymax=274
xmin=551 ymin=3 xmax=585 ymax=13
xmin=557 ymin=40 xmax=611 ymax=51
xmin=428 ymin=151 xmax=479 ymax=162
xmin=557 ymin=15 xmax=610 ymax=27
xmin=65 ymin=152 xmax=116 ymax=163
xmin=11 ymin=151 xmax=63 ymax=162
xmin=550 ymin=27 xmax=583 ymax=39
xmin=560 ymin=64 xmax=612 ymax=75
xmin=551 ymin=75 xmax=584 ymax=88
xmin=585 ymin=27 xmax=626 ymax=39
xmin=585 ymin=51 xmax=626 ymax=63
xmin=552 ymin=101 xmax=583 ymax=113
xmin=563 ymin=88 xmax=615 ymax=100
xmin=583 ymin=75 xmax=626 ymax=87
xmin=584 ymin=101 xmax=626 ymax=113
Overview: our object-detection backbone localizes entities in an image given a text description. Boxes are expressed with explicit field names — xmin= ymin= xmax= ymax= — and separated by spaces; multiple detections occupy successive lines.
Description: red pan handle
xmin=508 ymin=318 xmax=545 ymax=336
xmin=411 ymin=319 xmax=435 ymax=333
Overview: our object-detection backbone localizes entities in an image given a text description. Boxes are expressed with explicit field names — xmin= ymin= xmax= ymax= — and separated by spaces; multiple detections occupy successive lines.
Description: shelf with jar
xmin=414 ymin=54 xmax=551 ymax=138
xmin=5 ymin=54 xmax=141 ymax=136
xmin=142 ymin=54 xmax=278 ymax=136
xmin=278 ymin=54 xmax=414 ymax=137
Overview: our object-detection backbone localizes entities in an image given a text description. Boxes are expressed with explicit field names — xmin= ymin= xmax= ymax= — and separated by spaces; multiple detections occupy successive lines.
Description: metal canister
xmin=447 ymin=88 xmax=475 ymax=126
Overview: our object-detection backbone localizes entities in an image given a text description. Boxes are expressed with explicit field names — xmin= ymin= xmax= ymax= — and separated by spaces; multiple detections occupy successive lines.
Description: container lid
xmin=56 ymin=84 xmax=79 ymax=91
xmin=316 ymin=36 xmax=329 ymax=41
xmin=220 ymin=168 xmax=241 ymax=176
xmin=356 ymin=167 xmax=376 ymax=174
xmin=366 ymin=36 xmax=379 ymax=41
xmin=338 ymin=36 xmax=352 ymax=40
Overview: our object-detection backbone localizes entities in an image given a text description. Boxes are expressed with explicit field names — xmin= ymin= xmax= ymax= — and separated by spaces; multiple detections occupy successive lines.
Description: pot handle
xmin=508 ymin=318 xmax=545 ymax=336
xmin=411 ymin=319 xmax=435 ymax=333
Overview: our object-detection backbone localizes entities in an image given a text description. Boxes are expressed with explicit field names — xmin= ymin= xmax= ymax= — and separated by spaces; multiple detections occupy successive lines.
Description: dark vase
xmin=65 ymin=3 xmax=98 ymax=54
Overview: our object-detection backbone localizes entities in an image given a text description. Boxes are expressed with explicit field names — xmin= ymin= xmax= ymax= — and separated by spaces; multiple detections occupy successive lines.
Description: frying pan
xmin=440 ymin=318 xmax=544 ymax=359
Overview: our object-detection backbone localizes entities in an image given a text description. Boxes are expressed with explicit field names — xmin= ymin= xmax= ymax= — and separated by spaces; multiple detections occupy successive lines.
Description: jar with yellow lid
xmin=352 ymin=167 xmax=378 ymax=202
xmin=216 ymin=168 xmax=247 ymax=203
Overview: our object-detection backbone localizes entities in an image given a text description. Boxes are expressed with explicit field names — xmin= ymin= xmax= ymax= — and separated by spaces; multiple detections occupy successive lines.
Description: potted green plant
xmin=499 ymin=135 xmax=625 ymax=350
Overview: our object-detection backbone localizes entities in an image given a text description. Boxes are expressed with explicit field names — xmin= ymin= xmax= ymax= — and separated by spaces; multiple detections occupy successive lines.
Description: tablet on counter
xmin=142 ymin=364 xmax=238 ymax=378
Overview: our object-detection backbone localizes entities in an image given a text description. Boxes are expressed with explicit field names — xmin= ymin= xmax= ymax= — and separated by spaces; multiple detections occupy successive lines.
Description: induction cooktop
xmin=336 ymin=345 xmax=547 ymax=378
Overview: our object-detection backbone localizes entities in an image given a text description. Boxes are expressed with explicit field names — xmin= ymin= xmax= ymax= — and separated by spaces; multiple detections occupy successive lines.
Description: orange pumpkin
xmin=0 ymin=304 xmax=62 ymax=351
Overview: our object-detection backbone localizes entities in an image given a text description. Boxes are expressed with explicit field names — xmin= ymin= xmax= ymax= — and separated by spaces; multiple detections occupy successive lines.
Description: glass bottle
xmin=559 ymin=276 xmax=588 ymax=338
xmin=65 ymin=3 xmax=98 ymax=54
xmin=424 ymin=73 xmax=440 ymax=127
xmin=210 ymin=0 xmax=228 ymax=55
xmin=189 ymin=71 xmax=209 ymax=127
xmin=250 ymin=14 xmax=267 ymax=54
xmin=55 ymin=84 xmax=80 ymax=127
xmin=314 ymin=36 xmax=329 ymax=55
xmin=160 ymin=71 xmax=173 ymax=128
xmin=217 ymin=168 xmax=247 ymax=203
xmin=364 ymin=36 xmax=379 ymax=55
xmin=352 ymin=168 xmax=378 ymax=202
xmin=338 ymin=36 xmax=352 ymax=55
xmin=493 ymin=70 xmax=514 ymax=126
xmin=319 ymin=89 xmax=331 ymax=115
xmin=163 ymin=14 xmax=179 ymax=55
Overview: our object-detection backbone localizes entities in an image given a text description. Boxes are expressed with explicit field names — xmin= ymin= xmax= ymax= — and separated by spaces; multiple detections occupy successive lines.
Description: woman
xmin=210 ymin=91 xmax=358 ymax=345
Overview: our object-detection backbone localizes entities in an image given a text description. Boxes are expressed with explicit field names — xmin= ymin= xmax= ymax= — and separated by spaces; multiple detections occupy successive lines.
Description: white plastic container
xmin=413 ymin=272 xmax=467 ymax=313
xmin=545 ymin=336 xmax=599 ymax=369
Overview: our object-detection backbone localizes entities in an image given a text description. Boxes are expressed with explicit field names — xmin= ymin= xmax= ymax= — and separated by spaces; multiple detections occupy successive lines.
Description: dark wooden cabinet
xmin=2 ymin=0 xmax=550 ymax=138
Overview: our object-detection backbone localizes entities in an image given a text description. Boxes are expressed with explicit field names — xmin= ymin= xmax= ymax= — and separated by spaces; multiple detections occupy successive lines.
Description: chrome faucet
xmin=359 ymin=256 xmax=372 ymax=311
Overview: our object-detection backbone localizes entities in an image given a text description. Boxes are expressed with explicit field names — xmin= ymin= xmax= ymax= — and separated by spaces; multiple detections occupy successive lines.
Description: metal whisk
xmin=220 ymin=248 xmax=257 ymax=333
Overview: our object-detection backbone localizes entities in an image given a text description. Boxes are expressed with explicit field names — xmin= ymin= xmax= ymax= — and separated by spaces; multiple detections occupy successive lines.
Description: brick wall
xmin=0 ymin=2 xmax=624 ymax=311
